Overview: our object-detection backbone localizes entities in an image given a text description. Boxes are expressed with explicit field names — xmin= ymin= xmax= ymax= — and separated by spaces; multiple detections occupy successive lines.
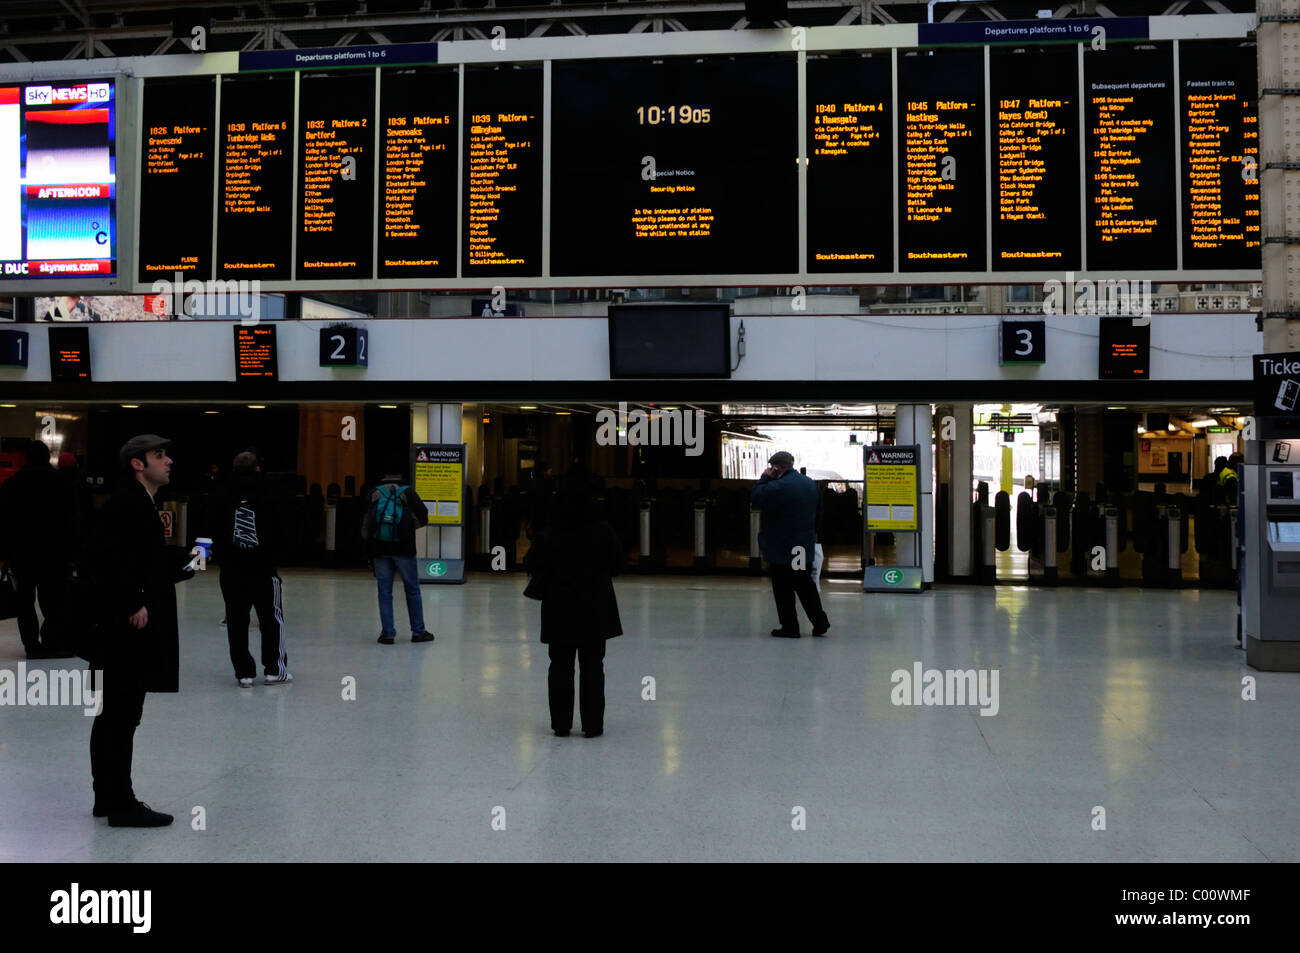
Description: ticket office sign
xmin=412 ymin=443 xmax=464 ymax=526
xmin=864 ymin=445 xmax=919 ymax=531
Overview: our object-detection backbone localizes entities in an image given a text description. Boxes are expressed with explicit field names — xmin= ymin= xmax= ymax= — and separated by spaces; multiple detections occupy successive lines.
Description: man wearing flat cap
xmin=86 ymin=434 xmax=195 ymax=827
xmin=750 ymin=450 xmax=830 ymax=638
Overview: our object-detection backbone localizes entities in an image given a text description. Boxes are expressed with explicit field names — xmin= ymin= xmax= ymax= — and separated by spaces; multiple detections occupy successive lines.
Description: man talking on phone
xmin=751 ymin=450 xmax=830 ymax=639
xmin=87 ymin=435 xmax=195 ymax=827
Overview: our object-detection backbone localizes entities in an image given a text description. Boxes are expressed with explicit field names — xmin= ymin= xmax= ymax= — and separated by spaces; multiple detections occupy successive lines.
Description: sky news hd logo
xmin=25 ymin=83 xmax=110 ymax=106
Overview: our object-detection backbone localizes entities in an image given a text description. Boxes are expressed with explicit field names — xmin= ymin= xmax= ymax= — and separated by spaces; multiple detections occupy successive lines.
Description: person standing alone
xmin=216 ymin=451 xmax=291 ymax=686
xmin=751 ymin=451 xmax=830 ymax=639
xmin=362 ymin=464 xmax=435 ymax=644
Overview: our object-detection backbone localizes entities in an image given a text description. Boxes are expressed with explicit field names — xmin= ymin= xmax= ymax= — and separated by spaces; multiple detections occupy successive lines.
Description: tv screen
xmin=608 ymin=304 xmax=731 ymax=378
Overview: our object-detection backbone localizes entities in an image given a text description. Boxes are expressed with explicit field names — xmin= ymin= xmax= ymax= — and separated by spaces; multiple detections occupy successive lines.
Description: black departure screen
xmin=462 ymin=66 xmax=543 ymax=278
xmin=806 ymin=54 xmax=893 ymax=273
xmin=898 ymin=47 xmax=987 ymax=272
xmin=139 ymin=76 xmax=216 ymax=283
xmin=234 ymin=324 xmax=278 ymax=381
xmin=990 ymin=46 xmax=1080 ymax=271
xmin=1098 ymin=316 xmax=1151 ymax=379
xmin=1179 ymin=40 xmax=1261 ymax=271
xmin=378 ymin=67 xmax=458 ymax=279
xmin=49 ymin=326 xmax=91 ymax=381
xmin=1084 ymin=44 xmax=1176 ymax=271
xmin=551 ymin=55 xmax=798 ymax=277
xmin=217 ymin=74 xmax=294 ymax=280
xmin=297 ymin=71 xmax=375 ymax=280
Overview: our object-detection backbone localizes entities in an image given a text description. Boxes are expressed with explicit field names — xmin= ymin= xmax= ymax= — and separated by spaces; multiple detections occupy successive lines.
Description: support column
xmin=895 ymin=403 xmax=935 ymax=585
xmin=410 ymin=402 xmax=465 ymax=580
xmin=935 ymin=404 xmax=974 ymax=581
xmin=1259 ymin=2 xmax=1300 ymax=350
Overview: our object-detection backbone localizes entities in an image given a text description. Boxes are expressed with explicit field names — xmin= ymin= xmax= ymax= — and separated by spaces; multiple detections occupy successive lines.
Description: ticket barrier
xmin=1242 ymin=443 xmax=1300 ymax=670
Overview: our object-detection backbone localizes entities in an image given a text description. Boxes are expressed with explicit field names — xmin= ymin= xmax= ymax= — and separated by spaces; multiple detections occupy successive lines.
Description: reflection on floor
xmin=0 ymin=570 xmax=1290 ymax=862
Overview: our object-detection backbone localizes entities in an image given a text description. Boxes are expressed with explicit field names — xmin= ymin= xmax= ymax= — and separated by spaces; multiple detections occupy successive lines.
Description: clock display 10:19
xmin=636 ymin=105 xmax=712 ymax=124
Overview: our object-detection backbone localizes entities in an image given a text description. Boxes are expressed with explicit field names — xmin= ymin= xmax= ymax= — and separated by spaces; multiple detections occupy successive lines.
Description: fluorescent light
xmin=0 ymin=403 xmax=15 ymax=408
xmin=519 ymin=405 xmax=538 ymax=410
xmin=379 ymin=404 xmax=398 ymax=409
xmin=120 ymin=404 xmax=139 ymax=409
xmin=555 ymin=411 xmax=571 ymax=416
xmin=1187 ymin=418 xmax=1218 ymax=428
xmin=204 ymin=410 xmax=219 ymax=414
xmin=247 ymin=404 xmax=266 ymax=409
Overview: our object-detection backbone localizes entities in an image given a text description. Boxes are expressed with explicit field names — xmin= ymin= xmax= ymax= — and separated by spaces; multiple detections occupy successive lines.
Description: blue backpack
xmin=373 ymin=484 xmax=410 ymax=543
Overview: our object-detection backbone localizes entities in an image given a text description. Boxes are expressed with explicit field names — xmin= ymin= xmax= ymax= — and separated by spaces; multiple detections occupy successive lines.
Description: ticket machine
xmin=1242 ymin=438 xmax=1300 ymax=670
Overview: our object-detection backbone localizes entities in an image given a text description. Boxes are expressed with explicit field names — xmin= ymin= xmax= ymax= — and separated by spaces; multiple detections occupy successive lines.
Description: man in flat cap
xmin=751 ymin=450 xmax=830 ymax=638
xmin=86 ymin=435 xmax=195 ymax=827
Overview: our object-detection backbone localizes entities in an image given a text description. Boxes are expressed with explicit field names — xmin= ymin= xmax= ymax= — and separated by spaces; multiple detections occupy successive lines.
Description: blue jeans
xmin=373 ymin=555 xmax=425 ymax=637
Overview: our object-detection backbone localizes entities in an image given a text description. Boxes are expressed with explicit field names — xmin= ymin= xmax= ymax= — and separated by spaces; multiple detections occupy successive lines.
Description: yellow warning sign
xmin=864 ymin=446 xmax=918 ymax=531
xmin=413 ymin=444 xmax=464 ymax=526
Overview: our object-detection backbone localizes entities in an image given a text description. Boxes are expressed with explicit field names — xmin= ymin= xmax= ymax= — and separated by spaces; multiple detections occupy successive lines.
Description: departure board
xmin=806 ymin=54 xmax=893 ymax=273
xmin=1084 ymin=45 xmax=1176 ymax=271
xmin=898 ymin=48 xmax=987 ymax=272
xmin=990 ymin=47 xmax=1080 ymax=271
xmin=462 ymin=67 xmax=542 ymax=278
xmin=234 ymin=324 xmax=277 ymax=381
xmin=551 ymin=55 xmax=798 ymax=276
xmin=1179 ymin=41 xmax=1260 ymax=270
xmin=378 ymin=68 xmax=458 ymax=279
xmin=138 ymin=77 xmax=215 ymax=283
xmin=297 ymin=71 xmax=375 ymax=279
xmin=217 ymin=74 xmax=294 ymax=280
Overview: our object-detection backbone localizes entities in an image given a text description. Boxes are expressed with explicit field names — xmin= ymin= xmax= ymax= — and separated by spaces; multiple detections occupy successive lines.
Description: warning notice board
xmin=412 ymin=443 xmax=465 ymax=526
xmin=864 ymin=445 xmax=919 ymax=531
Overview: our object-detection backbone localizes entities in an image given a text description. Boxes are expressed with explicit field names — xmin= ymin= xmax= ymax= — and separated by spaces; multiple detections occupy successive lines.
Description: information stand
xmin=862 ymin=444 xmax=924 ymax=592
xmin=412 ymin=442 xmax=466 ymax=584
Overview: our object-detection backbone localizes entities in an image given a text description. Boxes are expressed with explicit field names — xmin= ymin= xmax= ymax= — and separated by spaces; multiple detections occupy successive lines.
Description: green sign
xmin=882 ymin=568 xmax=904 ymax=586
xmin=1207 ymin=426 xmax=1234 ymax=433
xmin=426 ymin=561 xmax=447 ymax=577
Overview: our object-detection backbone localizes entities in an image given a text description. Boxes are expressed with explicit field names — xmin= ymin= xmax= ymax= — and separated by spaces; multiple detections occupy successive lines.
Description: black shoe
xmin=92 ymin=801 xmax=109 ymax=818
xmin=377 ymin=635 xmax=395 ymax=645
xmin=553 ymin=729 xmax=570 ymax=737
xmin=412 ymin=631 xmax=435 ymax=643
xmin=812 ymin=622 xmax=831 ymax=637
xmin=107 ymin=801 xmax=173 ymax=828
xmin=24 ymin=647 xmax=49 ymax=660
xmin=771 ymin=628 xmax=801 ymax=638
xmin=584 ymin=729 xmax=603 ymax=738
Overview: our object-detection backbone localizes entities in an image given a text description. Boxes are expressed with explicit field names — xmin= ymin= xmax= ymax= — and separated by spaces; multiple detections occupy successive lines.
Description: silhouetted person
xmin=751 ymin=450 xmax=830 ymax=638
xmin=0 ymin=440 xmax=74 ymax=658
xmin=524 ymin=473 xmax=623 ymax=737
xmin=88 ymin=435 xmax=195 ymax=827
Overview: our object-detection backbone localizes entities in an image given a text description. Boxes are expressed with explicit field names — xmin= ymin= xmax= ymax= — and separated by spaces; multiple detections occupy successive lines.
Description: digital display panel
xmin=49 ymin=325 xmax=91 ymax=380
xmin=1098 ymin=316 xmax=1150 ymax=379
xmin=139 ymin=76 xmax=215 ymax=283
xmin=0 ymin=80 xmax=115 ymax=280
xmin=898 ymin=48 xmax=987 ymax=272
xmin=378 ymin=67 xmax=458 ymax=279
xmin=234 ymin=324 xmax=277 ymax=381
xmin=552 ymin=55 xmax=798 ymax=276
xmin=990 ymin=46 xmax=1080 ymax=271
xmin=608 ymin=304 xmax=731 ymax=378
xmin=297 ymin=71 xmax=375 ymax=279
xmin=1180 ymin=41 xmax=1260 ymax=270
xmin=462 ymin=66 xmax=543 ymax=278
xmin=1084 ymin=45 xmax=1176 ymax=271
xmin=217 ymin=74 xmax=294 ymax=280
xmin=806 ymin=54 xmax=893 ymax=273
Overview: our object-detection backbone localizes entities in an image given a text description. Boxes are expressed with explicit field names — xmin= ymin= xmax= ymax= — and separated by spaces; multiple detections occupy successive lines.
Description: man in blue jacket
xmin=751 ymin=451 xmax=830 ymax=638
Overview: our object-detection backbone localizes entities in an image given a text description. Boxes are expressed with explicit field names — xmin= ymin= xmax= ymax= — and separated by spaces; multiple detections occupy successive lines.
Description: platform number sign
xmin=1000 ymin=320 xmax=1046 ymax=366
xmin=319 ymin=327 xmax=368 ymax=367
xmin=0 ymin=330 xmax=28 ymax=367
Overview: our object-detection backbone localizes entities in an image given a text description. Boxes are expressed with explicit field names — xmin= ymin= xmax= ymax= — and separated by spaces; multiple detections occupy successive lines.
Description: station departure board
xmin=217 ymin=74 xmax=294 ymax=280
xmin=806 ymin=54 xmax=893 ymax=273
xmin=1084 ymin=45 xmax=1177 ymax=271
xmin=551 ymin=55 xmax=797 ymax=276
xmin=138 ymin=77 xmax=215 ymax=283
xmin=378 ymin=68 xmax=458 ymax=279
xmin=234 ymin=324 xmax=277 ymax=381
xmin=297 ymin=71 xmax=375 ymax=279
xmin=898 ymin=48 xmax=987 ymax=272
xmin=1179 ymin=41 xmax=1260 ymax=271
xmin=462 ymin=66 xmax=543 ymax=278
xmin=990 ymin=46 xmax=1080 ymax=271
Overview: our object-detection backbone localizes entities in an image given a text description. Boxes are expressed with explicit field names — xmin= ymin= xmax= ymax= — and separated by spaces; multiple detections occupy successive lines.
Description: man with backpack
xmin=361 ymin=465 xmax=435 ymax=644
xmin=215 ymin=451 xmax=291 ymax=687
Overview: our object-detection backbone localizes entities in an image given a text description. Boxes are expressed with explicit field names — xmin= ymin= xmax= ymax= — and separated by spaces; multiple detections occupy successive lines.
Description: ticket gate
xmin=1242 ymin=441 xmax=1300 ymax=671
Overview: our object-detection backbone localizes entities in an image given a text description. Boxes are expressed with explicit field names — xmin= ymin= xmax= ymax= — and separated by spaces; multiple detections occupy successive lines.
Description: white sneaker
xmin=237 ymin=678 xmax=254 ymax=688
xmin=264 ymin=672 xmax=294 ymax=685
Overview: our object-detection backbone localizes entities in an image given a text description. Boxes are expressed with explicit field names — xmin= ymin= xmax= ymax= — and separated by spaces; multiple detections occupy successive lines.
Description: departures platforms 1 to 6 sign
xmin=550 ymin=55 xmax=798 ymax=277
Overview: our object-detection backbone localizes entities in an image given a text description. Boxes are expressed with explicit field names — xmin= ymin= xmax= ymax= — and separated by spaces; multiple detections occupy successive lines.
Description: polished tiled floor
xmin=0 ymin=570 xmax=1295 ymax=862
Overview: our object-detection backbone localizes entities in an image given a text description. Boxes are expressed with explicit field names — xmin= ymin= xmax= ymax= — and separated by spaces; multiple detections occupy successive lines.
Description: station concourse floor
xmin=1 ymin=570 xmax=1295 ymax=863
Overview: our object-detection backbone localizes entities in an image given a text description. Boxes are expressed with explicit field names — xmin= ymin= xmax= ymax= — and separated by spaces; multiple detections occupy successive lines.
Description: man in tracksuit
xmin=216 ymin=451 xmax=291 ymax=687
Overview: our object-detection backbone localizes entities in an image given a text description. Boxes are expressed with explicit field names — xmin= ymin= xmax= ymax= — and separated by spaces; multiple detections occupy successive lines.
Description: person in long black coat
xmin=523 ymin=474 xmax=623 ymax=738
xmin=86 ymin=435 xmax=194 ymax=827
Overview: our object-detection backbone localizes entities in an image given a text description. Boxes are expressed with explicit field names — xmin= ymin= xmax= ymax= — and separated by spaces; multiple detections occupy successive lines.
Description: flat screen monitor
xmin=608 ymin=304 xmax=731 ymax=378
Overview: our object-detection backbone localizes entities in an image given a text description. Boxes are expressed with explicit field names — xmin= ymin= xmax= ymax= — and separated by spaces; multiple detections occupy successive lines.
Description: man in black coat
xmin=87 ymin=435 xmax=194 ymax=828
xmin=751 ymin=450 xmax=830 ymax=639
xmin=0 ymin=440 xmax=76 ymax=658
xmin=524 ymin=475 xmax=623 ymax=737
